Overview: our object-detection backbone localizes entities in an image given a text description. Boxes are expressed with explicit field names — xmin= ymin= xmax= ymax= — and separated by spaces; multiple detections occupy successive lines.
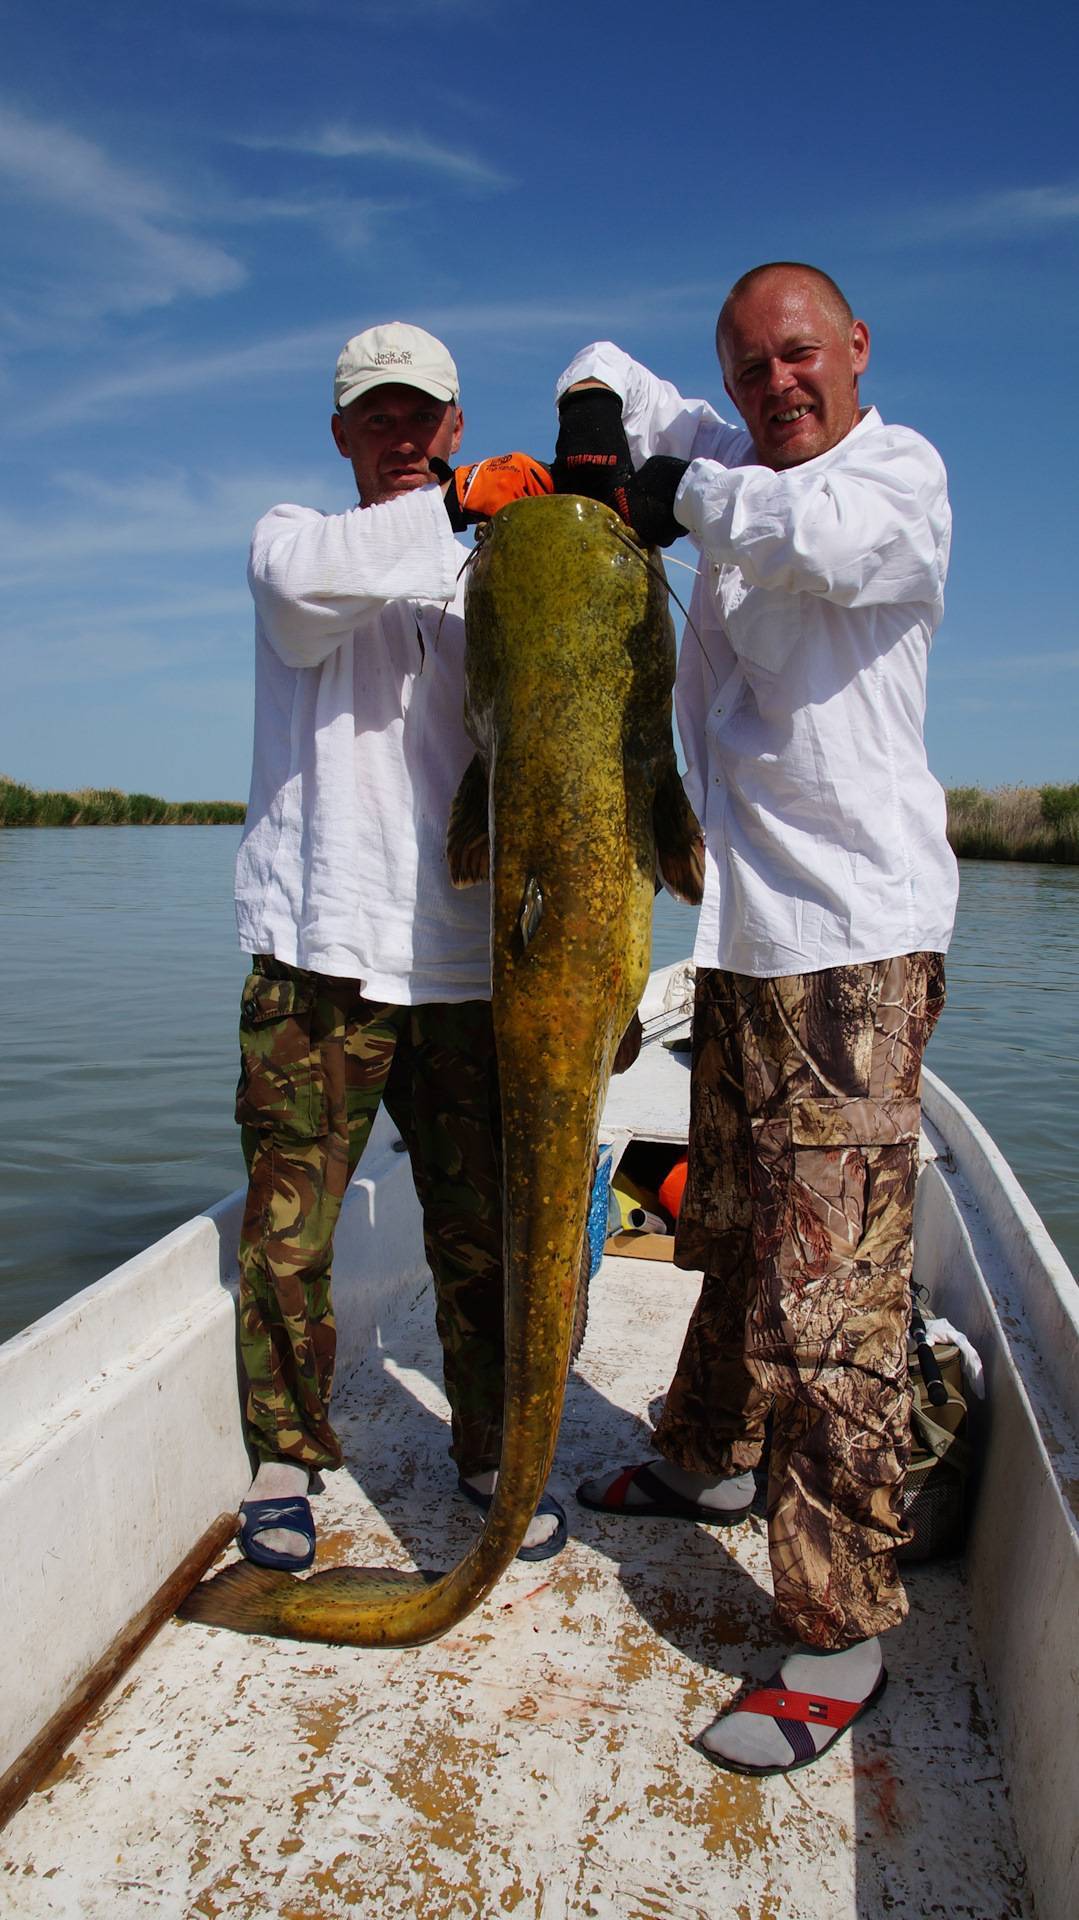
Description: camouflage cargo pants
xmin=659 ymin=953 xmax=946 ymax=1649
xmin=236 ymin=956 xmax=504 ymax=1476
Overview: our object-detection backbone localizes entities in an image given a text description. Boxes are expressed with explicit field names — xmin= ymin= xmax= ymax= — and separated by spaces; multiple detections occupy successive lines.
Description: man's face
xmin=331 ymin=383 xmax=464 ymax=506
xmin=719 ymin=273 xmax=870 ymax=471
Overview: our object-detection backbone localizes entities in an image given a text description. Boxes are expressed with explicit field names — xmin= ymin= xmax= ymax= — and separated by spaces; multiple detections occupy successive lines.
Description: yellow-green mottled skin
xmin=179 ymin=495 xmax=700 ymax=1647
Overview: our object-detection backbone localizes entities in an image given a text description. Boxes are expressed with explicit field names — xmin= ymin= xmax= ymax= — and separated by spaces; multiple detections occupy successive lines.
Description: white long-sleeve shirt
xmin=556 ymin=344 xmax=959 ymax=977
xmin=234 ymin=485 xmax=492 ymax=1002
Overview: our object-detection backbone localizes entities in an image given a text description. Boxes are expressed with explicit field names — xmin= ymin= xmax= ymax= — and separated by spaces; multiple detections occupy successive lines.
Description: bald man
xmin=556 ymin=264 xmax=957 ymax=1775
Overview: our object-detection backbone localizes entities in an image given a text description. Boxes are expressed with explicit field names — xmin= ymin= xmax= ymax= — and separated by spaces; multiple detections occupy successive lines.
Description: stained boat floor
xmin=1 ymin=1251 xmax=1031 ymax=1920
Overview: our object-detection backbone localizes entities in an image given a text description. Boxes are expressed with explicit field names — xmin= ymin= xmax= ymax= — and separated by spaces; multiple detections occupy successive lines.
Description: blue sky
xmin=2 ymin=0 xmax=1076 ymax=800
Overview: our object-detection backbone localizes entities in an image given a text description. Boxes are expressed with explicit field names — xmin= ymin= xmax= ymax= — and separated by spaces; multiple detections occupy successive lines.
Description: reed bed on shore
xmin=945 ymin=784 xmax=1079 ymax=863
xmin=2 ymin=776 xmax=1076 ymax=858
xmin=0 ymin=778 xmax=245 ymax=828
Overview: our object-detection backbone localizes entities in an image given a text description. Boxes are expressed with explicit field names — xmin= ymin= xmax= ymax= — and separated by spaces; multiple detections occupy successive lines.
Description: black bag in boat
xmin=897 ymin=1336 xmax=971 ymax=1563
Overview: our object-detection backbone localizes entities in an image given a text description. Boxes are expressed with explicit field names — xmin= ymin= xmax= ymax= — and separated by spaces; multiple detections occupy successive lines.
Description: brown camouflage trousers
xmin=660 ymin=953 xmax=946 ymax=1649
xmin=236 ymin=956 xmax=504 ymax=1476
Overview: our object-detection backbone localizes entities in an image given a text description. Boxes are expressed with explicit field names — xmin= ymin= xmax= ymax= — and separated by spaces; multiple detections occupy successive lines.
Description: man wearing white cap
xmin=232 ymin=322 xmax=558 ymax=1569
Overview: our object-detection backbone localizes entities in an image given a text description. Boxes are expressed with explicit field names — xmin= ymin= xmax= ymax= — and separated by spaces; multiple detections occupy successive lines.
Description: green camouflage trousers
xmin=660 ymin=953 xmax=946 ymax=1649
xmin=236 ymin=956 xmax=504 ymax=1475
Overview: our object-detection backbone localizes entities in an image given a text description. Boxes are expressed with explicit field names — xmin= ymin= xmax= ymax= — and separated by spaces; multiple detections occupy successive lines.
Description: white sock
xmin=700 ymin=1636 xmax=884 ymax=1770
xmin=579 ymin=1457 xmax=756 ymax=1514
xmin=464 ymin=1469 xmax=560 ymax=1550
xmin=244 ymin=1459 xmax=311 ymax=1560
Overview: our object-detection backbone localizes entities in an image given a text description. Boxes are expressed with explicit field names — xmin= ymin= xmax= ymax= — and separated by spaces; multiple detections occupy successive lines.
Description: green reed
xmin=946 ymin=784 xmax=1079 ymax=863
xmin=0 ymin=777 xmax=245 ymax=827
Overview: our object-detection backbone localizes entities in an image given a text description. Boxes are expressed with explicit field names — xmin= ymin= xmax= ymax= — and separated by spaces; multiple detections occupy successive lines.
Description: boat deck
xmin=1 ymin=1246 xmax=1032 ymax=1919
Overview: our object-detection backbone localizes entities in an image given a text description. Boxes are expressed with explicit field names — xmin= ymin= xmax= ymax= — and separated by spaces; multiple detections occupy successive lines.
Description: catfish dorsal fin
xmin=446 ymin=752 xmax=491 ymax=886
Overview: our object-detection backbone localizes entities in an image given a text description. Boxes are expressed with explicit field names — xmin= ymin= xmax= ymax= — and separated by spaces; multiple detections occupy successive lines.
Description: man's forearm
xmin=250 ymin=492 xmax=460 ymax=670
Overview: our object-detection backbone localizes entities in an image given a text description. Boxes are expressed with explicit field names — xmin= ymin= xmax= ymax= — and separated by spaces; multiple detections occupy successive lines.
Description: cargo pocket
xmin=234 ymin=970 xmax=327 ymax=1140
xmin=750 ymin=1096 xmax=921 ymax=1280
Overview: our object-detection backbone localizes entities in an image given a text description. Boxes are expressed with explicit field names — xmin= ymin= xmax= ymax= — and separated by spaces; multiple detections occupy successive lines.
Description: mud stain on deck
xmin=643 ymin=1762 xmax=776 ymax=1865
xmin=292 ymin=1689 xmax=364 ymax=1761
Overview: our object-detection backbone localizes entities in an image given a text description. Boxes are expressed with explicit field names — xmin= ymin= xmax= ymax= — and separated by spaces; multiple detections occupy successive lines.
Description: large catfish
xmin=179 ymin=494 xmax=702 ymax=1646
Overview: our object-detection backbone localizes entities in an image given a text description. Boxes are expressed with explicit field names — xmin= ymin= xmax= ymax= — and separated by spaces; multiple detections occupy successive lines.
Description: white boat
xmin=1 ymin=961 xmax=1076 ymax=1920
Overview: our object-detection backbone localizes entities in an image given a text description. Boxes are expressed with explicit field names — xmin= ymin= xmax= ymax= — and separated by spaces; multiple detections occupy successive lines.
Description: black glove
xmin=617 ymin=455 xmax=690 ymax=549
xmin=551 ymin=388 xmax=633 ymax=505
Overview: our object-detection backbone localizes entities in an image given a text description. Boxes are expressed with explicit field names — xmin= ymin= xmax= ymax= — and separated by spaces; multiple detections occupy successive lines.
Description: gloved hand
xmin=434 ymin=453 xmax=553 ymax=530
xmin=551 ymin=388 xmax=633 ymax=504
xmin=616 ymin=455 xmax=690 ymax=549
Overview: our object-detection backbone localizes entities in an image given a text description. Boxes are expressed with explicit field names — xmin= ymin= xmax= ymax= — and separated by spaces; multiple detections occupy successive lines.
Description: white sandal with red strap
xmin=696 ymin=1667 xmax=888 ymax=1776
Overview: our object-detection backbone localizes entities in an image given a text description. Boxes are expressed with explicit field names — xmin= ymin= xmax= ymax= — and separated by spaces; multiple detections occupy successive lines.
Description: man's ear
xmin=850 ymin=320 xmax=870 ymax=378
xmin=331 ymin=411 xmax=350 ymax=458
xmin=450 ymin=407 xmax=464 ymax=457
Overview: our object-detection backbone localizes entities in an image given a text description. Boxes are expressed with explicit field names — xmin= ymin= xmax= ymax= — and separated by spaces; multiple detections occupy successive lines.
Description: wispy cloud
xmin=237 ymin=124 xmax=511 ymax=190
xmin=0 ymin=102 xmax=246 ymax=321
xmin=934 ymin=648 xmax=1079 ymax=681
xmin=6 ymin=607 xmax=253 ymax=691
xmin=218 ymin=189 xmax=410 ymax=254
xmin=23 ymin=324 xmax=342 ymax=427
xmin=902 ymin=182 xmax=1079 ymax=243
xmin=24 ymin=286 xmax=717 ymax=428
xmin=0 ymin=466 xmax=330 ymax=588
xmin=0 ymin=543 xmax=253 ymax=693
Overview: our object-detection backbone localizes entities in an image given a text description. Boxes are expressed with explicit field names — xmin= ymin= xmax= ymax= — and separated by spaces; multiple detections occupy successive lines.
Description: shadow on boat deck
xmin=0 ymin=1242 xmax=1033 ymax=1918
xmin=311 ymin=1251 xmax=1034 ymax=1920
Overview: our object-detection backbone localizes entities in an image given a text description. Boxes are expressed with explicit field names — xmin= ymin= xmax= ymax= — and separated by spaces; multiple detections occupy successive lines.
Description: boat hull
xmin=1 ymin=966 xmax=1076 ymax=1917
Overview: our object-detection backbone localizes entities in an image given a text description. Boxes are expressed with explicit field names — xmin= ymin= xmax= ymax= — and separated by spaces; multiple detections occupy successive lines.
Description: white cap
xmin=333 ymin=322 xmax=460 ymax=410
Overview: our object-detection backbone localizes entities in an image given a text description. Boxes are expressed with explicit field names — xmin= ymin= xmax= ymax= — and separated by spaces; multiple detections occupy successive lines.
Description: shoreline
xmin=2 ymin=778 xmax=1076 ymax=861
xmin=946 ymin=783 xmax=1078 ymax=864
xmin=0 ymin=779 xmax=244 ymax=828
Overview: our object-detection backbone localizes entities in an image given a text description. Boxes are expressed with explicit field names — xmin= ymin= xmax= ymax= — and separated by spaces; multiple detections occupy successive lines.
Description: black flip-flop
xmin=457 ymin=1477 xmax=568 ymax=1562
xmin=576 ymin=1461 xmax=754 ymax=1524
xmin=237 ymin=1495 xmax=316 ymax=1573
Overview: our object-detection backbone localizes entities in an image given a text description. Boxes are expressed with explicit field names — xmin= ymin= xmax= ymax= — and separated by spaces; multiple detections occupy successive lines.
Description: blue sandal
xmin=237 ymin=1495 xmax=316 ymax=1572
xmin=457 ymin=1477 xmax=568 ymax=1562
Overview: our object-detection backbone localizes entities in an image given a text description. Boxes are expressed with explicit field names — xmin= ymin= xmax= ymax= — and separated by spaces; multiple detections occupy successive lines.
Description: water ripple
xmin=2 ymin=831 xmax=1076 ymax=1341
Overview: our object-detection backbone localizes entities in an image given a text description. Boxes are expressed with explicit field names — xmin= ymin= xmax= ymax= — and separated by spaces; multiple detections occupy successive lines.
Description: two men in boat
xmin=231 ymin=324 xmax=565 ymax=1570
xmin=559 ymin=262 xmax=958 ymax=1774
xmin=231 ymin=269 xmax=957 ymax=1779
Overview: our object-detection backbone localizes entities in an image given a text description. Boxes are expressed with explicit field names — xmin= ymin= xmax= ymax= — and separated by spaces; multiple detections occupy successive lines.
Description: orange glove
xmin=436 ymin=453 xmax=553 ymax=529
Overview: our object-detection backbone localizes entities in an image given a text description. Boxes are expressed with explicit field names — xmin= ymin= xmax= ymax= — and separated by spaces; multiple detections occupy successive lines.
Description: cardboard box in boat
xmin=604 ymin=1228 xmax=676 ymax=1262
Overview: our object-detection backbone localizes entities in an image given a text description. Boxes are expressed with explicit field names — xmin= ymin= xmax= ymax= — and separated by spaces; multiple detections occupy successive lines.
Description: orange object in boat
xmin=658 ymin=1155 xmax=688 ymax=1220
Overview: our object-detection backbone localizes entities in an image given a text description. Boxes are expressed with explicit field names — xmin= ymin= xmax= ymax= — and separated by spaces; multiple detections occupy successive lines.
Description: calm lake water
xmin=1 ymin=827 xmax=1076 ymax=1341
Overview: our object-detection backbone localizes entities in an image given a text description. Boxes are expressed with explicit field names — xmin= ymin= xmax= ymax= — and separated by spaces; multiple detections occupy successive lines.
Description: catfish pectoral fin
xmin=612 ymin=1010 xmax=643 ymax=1075
xmin=653 ymin=763 xmax=705 ymax=905
xmin=447 ymin=752 xmax=490 ymax=886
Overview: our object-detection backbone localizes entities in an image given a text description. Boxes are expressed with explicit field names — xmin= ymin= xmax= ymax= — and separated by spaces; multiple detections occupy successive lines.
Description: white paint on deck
xmin=1 ymin=1249 xmax=1031 ymax=1919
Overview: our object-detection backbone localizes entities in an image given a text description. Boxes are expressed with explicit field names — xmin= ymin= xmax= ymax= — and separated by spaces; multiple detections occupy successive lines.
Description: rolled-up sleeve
xmin=555 ymin=342 xmax=748 ymax=466
xmin=675 ymin=430 xmax=951 ymax=614
xmin=248 ymin=489 xmax=461 ymax=668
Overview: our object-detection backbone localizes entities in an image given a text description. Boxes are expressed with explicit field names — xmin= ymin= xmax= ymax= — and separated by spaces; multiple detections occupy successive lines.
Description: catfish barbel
xmin=179 ymin=493 xmax=703 ymax=1646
